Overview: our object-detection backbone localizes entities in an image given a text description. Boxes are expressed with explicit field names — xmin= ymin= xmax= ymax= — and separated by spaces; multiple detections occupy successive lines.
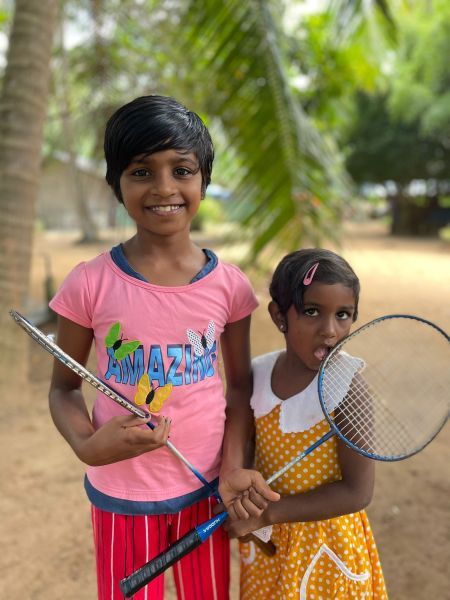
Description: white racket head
xmin=318 ymin=314 xmax=449 ymax=461
xmin=9 ymin=309 xmax=149 ymax=419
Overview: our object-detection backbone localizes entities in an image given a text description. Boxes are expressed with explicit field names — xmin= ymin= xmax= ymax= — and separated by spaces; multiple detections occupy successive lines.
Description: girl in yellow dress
xmin=227 ymin=249 xmax=388 ymax=599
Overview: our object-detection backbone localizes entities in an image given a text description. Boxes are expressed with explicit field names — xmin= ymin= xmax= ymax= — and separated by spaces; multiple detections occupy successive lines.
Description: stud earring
xmin=279 ymin=323 xmax=286 ymax=332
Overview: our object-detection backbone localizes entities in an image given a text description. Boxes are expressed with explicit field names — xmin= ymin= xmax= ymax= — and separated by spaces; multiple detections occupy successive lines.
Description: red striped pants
xmin=92 ymin=497 xmax=230 ymax=600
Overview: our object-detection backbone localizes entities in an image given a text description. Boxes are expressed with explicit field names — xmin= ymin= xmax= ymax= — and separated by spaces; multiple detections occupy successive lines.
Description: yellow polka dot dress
xmin=240 ymin=351 xmax=387 ymax=599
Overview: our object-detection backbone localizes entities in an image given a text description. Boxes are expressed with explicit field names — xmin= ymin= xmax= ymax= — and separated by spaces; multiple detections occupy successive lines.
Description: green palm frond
xmin=179 ymin=0 xmax=352 ymax=261
xmin=326 ymin=0 xmax=397 ymax=44
xmin=55 ymin=0 xmax=394 ymax=261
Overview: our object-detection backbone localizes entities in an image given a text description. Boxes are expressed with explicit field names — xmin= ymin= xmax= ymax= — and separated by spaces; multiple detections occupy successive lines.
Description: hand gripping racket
xmin=9 ymin=310 xmax=275 ymax=555
xmin=120 ymin=314 xmax=449 ymax=597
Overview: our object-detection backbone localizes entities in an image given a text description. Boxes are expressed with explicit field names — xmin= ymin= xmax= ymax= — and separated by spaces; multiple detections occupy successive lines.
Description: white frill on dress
xmin=250 ymin=350 xmax=365 ymax=433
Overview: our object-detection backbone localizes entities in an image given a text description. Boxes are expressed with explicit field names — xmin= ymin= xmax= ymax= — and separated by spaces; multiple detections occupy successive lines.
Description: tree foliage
xmin=1 ymin=0 xmax=398 ymax=258
xmin=344 ymin=0 xmax=450 ymax=190
xmin=388 ymin=0 xmax=450 ymax=138
xmin=43 ymin=0 xmax=393 ymax=259
xmin=345 ymin=91 xmax=450 ymax=185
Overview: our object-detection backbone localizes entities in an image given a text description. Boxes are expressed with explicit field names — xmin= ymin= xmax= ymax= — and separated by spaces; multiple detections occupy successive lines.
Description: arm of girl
xmin=225 ymin=438 xmax=375 ymax=538
xmin=48 ymin=316 xmax=171 ymax=466
xmin=218 ymin=316 xmax=280 ymax=519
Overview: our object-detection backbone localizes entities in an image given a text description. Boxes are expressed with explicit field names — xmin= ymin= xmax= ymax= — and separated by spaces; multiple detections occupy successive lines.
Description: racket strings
xmin=328 ymin=373 xmax=433 ymax=456
xmin=321 ymin=317 xmax=450 ymax=460
xmin=337 ymin=380 xmax=414 ymax=453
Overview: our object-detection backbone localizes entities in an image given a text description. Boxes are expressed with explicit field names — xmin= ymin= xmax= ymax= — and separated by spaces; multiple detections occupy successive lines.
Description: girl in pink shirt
xmin=49 ymin=95 xmax=278 ymax=600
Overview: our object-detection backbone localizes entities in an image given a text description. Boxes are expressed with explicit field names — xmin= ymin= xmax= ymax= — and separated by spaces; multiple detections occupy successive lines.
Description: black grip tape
xmin=120 ymin=528 xmax=202 ymax=597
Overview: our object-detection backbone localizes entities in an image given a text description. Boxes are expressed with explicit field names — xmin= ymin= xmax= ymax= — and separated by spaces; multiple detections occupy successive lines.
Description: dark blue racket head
xmin=318 ymin=314 xmax=449 ymax=462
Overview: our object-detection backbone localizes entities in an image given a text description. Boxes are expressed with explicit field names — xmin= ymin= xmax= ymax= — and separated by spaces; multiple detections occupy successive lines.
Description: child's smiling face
xmin=284 ymin=282 xmax=356 ymax=372
xmin=119 ymin=148 xmax=203 ymax=238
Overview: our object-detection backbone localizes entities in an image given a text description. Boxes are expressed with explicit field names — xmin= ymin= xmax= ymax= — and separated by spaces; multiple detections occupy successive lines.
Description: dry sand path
xmin=1 ymin=222 xmax=449 ymax=599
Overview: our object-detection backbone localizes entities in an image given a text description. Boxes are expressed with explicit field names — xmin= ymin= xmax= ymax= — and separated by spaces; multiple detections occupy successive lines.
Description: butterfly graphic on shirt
xmin=104 ymin=322 xmax=141 ymax=361
xmin=134 ymin=373 xmax=173 ymax=412
xmin=186 ymin=320 xmax=216 ymax=357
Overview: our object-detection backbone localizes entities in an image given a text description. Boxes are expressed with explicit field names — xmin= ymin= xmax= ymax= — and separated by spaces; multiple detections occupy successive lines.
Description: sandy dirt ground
xmin=1 ymin=221 xmax=449 ymax=599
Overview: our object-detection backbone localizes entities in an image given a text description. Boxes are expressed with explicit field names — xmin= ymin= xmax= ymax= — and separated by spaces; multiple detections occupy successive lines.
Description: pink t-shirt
xmin=50 ymin=252 xmax=258 ymax=502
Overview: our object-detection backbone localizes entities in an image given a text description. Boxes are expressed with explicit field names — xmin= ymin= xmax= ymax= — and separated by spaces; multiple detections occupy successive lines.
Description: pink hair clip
xmin=303 ymin=262 xmax=319 ymax=285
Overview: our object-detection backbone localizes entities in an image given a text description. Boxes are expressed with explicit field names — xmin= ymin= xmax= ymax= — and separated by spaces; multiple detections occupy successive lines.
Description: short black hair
xmin=269 ymin=248 xmax=360 ymax=321
xmin=104 ymin=95 xmax=214 ymax=202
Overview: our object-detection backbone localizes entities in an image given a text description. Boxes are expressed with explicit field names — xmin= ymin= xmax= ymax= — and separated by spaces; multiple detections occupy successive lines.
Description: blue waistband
xmin=84 ymin=475 xmax=219 ymax=515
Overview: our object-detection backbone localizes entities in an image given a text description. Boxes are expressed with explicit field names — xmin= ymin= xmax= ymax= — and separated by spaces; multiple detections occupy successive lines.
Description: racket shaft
xmin=120 ymin=529 xmax=202 ymax=597
xmin=266 ymin=430 xmax=334 ymax=484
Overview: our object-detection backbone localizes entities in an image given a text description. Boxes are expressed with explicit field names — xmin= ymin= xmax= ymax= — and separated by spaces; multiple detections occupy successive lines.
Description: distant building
xmin=37 ymin=151 xmax=116 ymax=229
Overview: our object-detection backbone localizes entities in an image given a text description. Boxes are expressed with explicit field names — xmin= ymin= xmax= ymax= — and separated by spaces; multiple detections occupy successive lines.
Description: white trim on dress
xmin=299 ymin=543 xmax=370 ymax=600
xmin=251 ymin=351 xmax=364 ymax=433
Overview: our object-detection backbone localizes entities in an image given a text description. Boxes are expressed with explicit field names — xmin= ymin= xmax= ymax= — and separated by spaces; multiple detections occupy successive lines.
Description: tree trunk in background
xmin=0 ymin=0 xmax=58 ymax=383
xmin=59 ymin=18 xmax=99 ymax=243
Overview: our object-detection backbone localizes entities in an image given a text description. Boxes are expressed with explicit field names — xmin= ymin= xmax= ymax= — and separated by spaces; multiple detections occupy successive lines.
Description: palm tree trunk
xmin=0 ymin=0 xmax=58 ymax=382
xmin=58 ymin=16 xmax=99 ymax=243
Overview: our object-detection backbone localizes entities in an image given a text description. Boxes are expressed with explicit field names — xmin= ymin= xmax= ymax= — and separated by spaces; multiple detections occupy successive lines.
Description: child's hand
xmin=76 ymin=414 xmax=171 ymax=466
xmin=223 ymin=511 xmax=270 ymax=540
xmin=218 ymin=468 xmax=280 ymax=520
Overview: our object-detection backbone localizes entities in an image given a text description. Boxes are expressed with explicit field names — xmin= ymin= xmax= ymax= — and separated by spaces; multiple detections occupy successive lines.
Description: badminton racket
xmin=9 ymin=309 xmax=217 ymax=495
xmin=9 ymin=309 xmax=275 ymax=556
xmin=120 ymin=314 xmax=450 ymax=597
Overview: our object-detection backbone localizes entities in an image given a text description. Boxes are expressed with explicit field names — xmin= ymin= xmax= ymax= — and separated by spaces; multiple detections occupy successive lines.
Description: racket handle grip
xmin=120 ymin=529 xmax=202 ymax=597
